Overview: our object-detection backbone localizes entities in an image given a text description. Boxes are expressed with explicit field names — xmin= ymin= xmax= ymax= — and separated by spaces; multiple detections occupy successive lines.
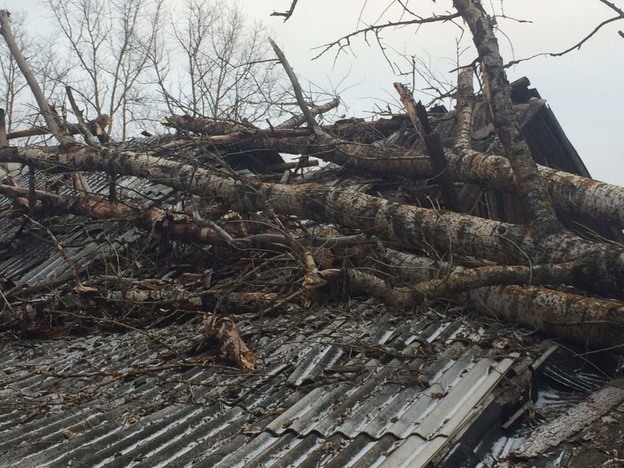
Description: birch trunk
xmin=2 ymin=144 xmax=624 ymax=300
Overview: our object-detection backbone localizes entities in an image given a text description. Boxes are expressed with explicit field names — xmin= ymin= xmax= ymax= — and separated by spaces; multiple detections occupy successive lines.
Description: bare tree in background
xmin=43 ymin=0 xmax=165 ymax=140
xmin=166 ymin=0 xmax=286 ymax=123
xmin=0 ymin=12 xmax=31 ymax=132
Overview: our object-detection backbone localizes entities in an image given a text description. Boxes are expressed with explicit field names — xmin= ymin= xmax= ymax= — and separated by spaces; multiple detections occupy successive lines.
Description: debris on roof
xmin=1 ymin=74 xmax=624 ymax=465
xmin=0 ymin=303 xmax=530 ymax=467
xmin=2 ymin=6 xmax=624 ymax=462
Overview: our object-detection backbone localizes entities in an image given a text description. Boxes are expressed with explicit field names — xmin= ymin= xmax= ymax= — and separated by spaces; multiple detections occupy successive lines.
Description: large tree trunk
xmin=2 ymin=143 xmax=624 ymax=295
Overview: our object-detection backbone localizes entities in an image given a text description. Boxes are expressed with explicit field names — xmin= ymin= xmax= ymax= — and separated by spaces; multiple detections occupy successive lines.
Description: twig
xmin=0 ymin=288 xmax=15 ymax=314
xmin=271 ymin=0 xmax=299 ymax=21
xmin=58 ymin=310 xmax=188 ymax=360
xmin=311 ymin=13 xmax=461 ymax=60
xmin=505 ymin=15 xmax=622 ymax=67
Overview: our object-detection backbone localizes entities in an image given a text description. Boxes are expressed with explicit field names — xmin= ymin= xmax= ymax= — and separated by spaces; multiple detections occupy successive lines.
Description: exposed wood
xmin=395 ymin=83 xmax=462 ymax=212
xmin=510 ymin=382 xmax=624 ymax=458
xmin=161 ymin=115 xmax=247 ymax=135
xmin=198 ymin=314 xmax=257 ymax=371
xmin=0 ymin=109 xmax=7 ymax=146
xmin=420 ymin=111 xmax=462 ymax=211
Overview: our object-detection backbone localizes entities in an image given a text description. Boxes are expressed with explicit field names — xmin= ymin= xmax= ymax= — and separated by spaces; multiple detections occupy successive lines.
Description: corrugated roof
xmin=0 ymin=305 xmax=521 ymax=467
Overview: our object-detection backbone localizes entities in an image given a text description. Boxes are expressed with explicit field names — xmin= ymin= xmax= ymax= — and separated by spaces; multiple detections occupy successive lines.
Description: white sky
xmin=7 ymin=0 xmax=624 ymax=186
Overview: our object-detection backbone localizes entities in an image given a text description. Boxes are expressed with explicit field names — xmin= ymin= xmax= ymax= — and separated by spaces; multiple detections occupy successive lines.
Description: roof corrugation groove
xmin=323 ymin=434 xmax=398 ymax=468
xmin=0 ymin=406 xmax=93 ymax=454
xmin=0 ymin=219 xmax=132 ymax=293
xmin=3 ymin=410 xmax=109 ymax=466
xmin=264 ymin=433 xmax=327 ymax=468
xmin=70 ymin=405 xmax=206 ymax=468
xmin=172 ymin=423 xmax=275 ymax=467
xmin=0 ymin=410 xmax=24 ymax=431
xmin=304 ymin=360 xmax=405 ymax=437
xmin=0 ymin=167 xmax=172 ymax=296
xmin=266 ymin=382 xmax=355 ymax=436
xmin=133 ymin=418 xmax=248 ymax=467
xmin=117 ymin=407 xmax=246 ymax=468
xmin=378 ymin=433 xmax=440 ymax=468
xmin=35 ymin=406 xmax=245 ymax=468
xmin=215 ymin=431 xmax=298 ymax=468
xmin=286 ymin=344 xmax=344 ymax=386
xmin=11 ymin=412 xmax=127 ymax=467
xmin=236 ymin=377 xmax=295 ymax=413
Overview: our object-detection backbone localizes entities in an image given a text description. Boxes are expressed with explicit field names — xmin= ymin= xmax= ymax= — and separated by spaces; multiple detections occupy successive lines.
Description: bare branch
xmin=276 ymin=97 xmax=340 ymax=128
xmin=271 ymin=0 xmax=299 ymax=21
xmin=312 ymin=13 xmax=461 ymax=60
xmin=505 ymin=15 xmax=622 ymax=67
xmin=596 ymin=0 xmax=624 ymax=17
xmin=268 ymin=38 xmax=326 ymax=139
xmin=65 ymin=85 xmax=101 ymax=146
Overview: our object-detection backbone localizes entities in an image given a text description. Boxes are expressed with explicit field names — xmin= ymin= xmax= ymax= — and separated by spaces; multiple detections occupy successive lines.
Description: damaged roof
xmin=0 ymin=304 xmax=527 ymax=467
xmin=1 ymin=76 xmax=623 ymax=467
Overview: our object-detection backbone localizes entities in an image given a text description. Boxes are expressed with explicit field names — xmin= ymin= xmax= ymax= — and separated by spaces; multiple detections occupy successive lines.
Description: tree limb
xmin=453 ymin=0 xmax=560 ymax=230
xmin=0 ymin=10 xmax=75 ymax=147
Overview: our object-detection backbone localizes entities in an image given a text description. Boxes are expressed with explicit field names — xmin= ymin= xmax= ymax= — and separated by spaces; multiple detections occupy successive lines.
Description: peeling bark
xmin=468 ymin=285 xmax=624 ymax=350
xmin=198 ymin=315 xmax=257 ymax=371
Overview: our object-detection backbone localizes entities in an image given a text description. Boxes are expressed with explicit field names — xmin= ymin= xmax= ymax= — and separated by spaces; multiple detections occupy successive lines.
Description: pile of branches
xmin=1 ymin=2 xmax=624 ymax=367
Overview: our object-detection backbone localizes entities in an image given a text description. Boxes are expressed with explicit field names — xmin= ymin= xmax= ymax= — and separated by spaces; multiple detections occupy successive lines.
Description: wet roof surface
xmin=0 ymin=303 xmax=523 ymax=467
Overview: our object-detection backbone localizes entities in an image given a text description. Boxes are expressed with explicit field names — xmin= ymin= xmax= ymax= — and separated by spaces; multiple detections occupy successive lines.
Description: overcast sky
xmin=7 ymin=0 xmax=624 ymax=186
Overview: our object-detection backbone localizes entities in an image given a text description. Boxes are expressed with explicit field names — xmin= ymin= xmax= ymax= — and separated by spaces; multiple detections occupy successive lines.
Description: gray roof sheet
xmin=0 ymin=304 xmax=523 ymax=467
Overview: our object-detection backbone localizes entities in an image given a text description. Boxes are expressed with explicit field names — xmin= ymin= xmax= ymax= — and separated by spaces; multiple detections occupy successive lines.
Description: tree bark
xmin=2 ymin=144 xmax=624 ymax=299
xmin=452 ymin=0 xmax=560 ymax=230
xmin=155 ymin=127 xmax=624 ymax=228
xmin=468 ymin=285 xmax=624 ymax=350
xmin=2 ymin=3 xmax=624 ymax=355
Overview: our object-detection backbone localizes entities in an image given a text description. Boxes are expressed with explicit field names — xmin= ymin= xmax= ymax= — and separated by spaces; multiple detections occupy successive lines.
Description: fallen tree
xmin=0 ymin=3 xmax=623 ymax=356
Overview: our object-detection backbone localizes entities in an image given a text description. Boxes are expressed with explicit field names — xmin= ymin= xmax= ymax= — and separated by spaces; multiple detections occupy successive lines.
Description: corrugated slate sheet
xmin=0 ymin=307 xmax=519 ymax=467
xmin=0 ymin=171 xmax=172 ymax=293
